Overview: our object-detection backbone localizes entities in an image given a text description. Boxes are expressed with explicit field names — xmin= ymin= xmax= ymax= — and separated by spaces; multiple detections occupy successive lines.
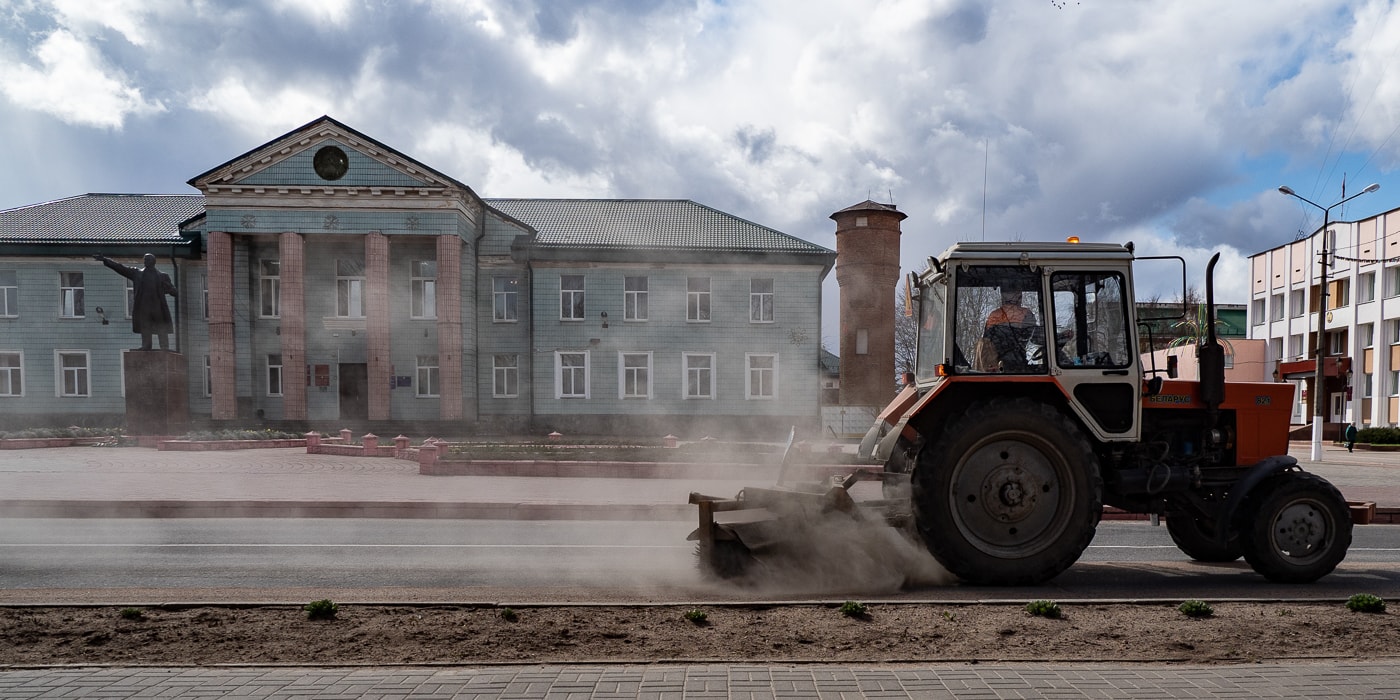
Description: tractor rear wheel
xmin=1165 ymin=512 xmax=1242 ymax=562
xmin=1239 ymin=472 xmax=1352 ymax=583
xmin=911 ymin=398 xmax=1102 ymax=585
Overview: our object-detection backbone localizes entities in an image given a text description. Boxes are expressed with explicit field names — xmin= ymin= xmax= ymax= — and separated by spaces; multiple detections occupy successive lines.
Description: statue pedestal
xmin=123 ymin=351 xmax=189 ymax=436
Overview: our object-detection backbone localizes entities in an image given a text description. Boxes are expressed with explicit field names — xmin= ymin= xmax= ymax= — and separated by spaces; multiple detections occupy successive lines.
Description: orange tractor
xmin=691 ymin=242 xmax=1352 ymax=585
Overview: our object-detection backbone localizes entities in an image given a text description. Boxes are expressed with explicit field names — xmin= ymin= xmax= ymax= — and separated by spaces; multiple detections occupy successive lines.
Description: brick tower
xmin=832 ymin=200 xmax=905 ymax=407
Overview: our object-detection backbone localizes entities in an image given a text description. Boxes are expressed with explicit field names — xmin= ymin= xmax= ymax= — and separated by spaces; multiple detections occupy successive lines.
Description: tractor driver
xmin=983 ymin=289 xmax=1039 ymax=372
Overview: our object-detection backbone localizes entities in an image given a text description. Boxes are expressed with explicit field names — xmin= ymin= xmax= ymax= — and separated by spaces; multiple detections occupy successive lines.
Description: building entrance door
xmin=1330 ymin=392 xmax=1346 ymax=425
xmin=338 ymin=363 xmax=368 ymax=420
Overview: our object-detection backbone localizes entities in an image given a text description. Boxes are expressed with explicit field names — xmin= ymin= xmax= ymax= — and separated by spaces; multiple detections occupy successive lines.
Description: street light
xmin=1277 ymin=182 xmax=1380 ymax=461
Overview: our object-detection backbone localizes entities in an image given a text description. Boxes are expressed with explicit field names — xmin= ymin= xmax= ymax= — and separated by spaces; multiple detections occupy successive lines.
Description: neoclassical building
xmin=0 ymin=117 xmax=836 ymax=435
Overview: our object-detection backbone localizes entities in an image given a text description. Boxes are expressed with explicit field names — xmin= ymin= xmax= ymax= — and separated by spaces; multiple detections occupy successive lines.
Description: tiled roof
xmin=0 ymin=194 xmax=204 ymax=243
xmin=486 ymin=199 xmax=832 ymax=255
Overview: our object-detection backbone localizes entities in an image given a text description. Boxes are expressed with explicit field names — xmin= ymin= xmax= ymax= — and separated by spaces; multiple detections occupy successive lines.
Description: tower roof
xmin=830 ymin=200 xmax=907 ymax=221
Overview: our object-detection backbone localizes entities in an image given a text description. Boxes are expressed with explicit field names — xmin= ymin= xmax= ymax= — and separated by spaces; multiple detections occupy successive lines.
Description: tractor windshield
xmin=952 ymin=266 xmax=1047 ymax=374
xmin=914 ymin=278 xmax=947 ymax=382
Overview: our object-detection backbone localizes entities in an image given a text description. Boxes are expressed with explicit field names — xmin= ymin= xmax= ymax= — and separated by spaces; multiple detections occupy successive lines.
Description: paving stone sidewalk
xmin=4 ymin=662 xmax=1400 ymax=699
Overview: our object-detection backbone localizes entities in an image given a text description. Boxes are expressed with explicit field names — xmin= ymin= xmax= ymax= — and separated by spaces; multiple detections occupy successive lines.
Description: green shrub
xmin=304 ymin=599 xmax=339 ymax=620
xmin=499 ymin=607 xmax=518 ymax=622
xmin=683 ymin=609 xmax=708 ymax=624
xmin=1346 ymin=593 xmax=1387 ymax=614
xmin=118 ymin=607 xmax=144 ymax=620
xmin=838 ymin=601 xmax=868 ymax=618
xmin=1178 ymin=600 xmax=1214 ymax=618
xmin=1356 ymin=427 xmax=1400 ymax=446
xmin=1025 ymin=600 xmax=1062 ymax=618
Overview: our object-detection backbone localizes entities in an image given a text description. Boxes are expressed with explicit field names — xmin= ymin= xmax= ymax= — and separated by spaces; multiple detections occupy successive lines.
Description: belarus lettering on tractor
xmin=690 ymin=241 xmax=1353 ymax=586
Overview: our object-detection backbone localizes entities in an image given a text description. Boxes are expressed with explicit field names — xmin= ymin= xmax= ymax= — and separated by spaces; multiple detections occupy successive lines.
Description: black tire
xmin=1165 ymin=512 xmax=1242 ymax=562
xmin=695 ymin=539 xmax=755 ymax=581
xmin=1239 ymin=472 xmax=1352 ymax=583
xmin=911 ymin=398 xmax=1102 ymax=585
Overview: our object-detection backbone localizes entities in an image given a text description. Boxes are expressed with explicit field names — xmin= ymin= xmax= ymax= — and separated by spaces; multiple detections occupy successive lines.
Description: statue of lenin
xmin=93 ymin=254 xmax=178 ymax=351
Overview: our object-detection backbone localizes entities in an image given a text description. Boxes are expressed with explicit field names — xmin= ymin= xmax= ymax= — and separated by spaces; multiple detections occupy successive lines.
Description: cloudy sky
xmin=3 ymin=0 xmax=1400 ymax=342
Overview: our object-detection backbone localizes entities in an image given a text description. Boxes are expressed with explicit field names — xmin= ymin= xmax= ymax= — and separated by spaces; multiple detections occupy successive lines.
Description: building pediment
xmin=186 ymin=116 xmax=481 ymax=210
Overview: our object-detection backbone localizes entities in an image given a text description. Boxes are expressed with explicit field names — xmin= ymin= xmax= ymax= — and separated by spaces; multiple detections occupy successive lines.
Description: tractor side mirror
xmin=1166 ymin=355 xmax=1178 ymax=379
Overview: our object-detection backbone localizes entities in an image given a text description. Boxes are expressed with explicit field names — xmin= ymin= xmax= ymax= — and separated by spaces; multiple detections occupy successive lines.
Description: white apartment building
xmin=1247 ymin=205 xmax=1400 ymax=435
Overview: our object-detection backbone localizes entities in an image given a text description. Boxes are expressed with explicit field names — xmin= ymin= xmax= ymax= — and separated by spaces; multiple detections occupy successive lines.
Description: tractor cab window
xmin=1050 ymin=271 xmax=1133 ymax=369
xmin=953 ymin=266 xmax=1046 ymax=374
xmin=914 ymin=279 xmax=947 ymax=382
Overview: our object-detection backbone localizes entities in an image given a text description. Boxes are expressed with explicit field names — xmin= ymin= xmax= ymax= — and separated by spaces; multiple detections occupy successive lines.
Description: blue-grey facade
xmin=0 ymin=117 xmax=835 ymax=436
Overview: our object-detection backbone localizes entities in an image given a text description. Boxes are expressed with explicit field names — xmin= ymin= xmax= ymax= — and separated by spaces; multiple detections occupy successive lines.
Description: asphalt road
xmin=2 ymin=518 xmax=1397 ymax=604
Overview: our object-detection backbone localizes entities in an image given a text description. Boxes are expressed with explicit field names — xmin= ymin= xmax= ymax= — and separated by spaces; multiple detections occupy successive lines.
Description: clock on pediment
xmin=313 ymin=145 xmax=349 ymax=181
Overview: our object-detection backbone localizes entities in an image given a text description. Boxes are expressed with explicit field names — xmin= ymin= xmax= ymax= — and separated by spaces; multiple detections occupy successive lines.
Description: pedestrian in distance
xmin=1346 ymin=423 xmax=1358 ymax=453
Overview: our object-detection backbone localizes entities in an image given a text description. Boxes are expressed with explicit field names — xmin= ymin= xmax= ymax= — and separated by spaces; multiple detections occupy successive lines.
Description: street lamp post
xmin=1278 ymin=183 xmax=1380 ymax=461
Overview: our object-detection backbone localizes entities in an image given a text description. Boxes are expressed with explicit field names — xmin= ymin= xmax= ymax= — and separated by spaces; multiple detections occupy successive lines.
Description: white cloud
xmin=271 ymin=0 xmax=356 ymax=27
xmin=188 ymin=77 xmax=337 ymax=138
xmin=0 ymin=29 xmax=164 ymax=129
xmin=44 ymin=0 xmax=182 ymax=47
xmin=416 ymin=123 xmax=613 ymax=196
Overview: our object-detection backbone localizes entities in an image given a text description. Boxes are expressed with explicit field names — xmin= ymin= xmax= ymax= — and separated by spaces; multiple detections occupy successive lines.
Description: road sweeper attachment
xmin=688 ymin=241 xmax=1353 ymax=587
xmin=687 ymin=429 xmax=915 ymax=581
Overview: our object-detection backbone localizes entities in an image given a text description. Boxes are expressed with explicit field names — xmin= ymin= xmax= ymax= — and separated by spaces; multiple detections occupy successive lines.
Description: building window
xmin=1389 ymin=319 xmax=1400 ymax=345
xmin=687 ymin=277 xmax=710 ymax=322
xmin=203 ymin=355 xmax=211 ymax=397
xmin=1270 ymin=293 xmax=1284 ymax=322
xmin=56 ymin=350 xmax=88 ymax=397
xmin=1329 ymin=278 xmax=1350 ymax=309
xmin=620 ymin=352 xmax=651 ymax=399
xmin=1359 ymin=272 xmax=1376 ymax=304
xmin=1289 ymin=289 xmax=1304 ymax=318
xmin=1250 ymin=299 xmax=1264 ymax=326
xmin=624 ymin=276 xmax=648 ymax=321
xmin=556 ymin=351 xmax=589 ymax=398
xmin=1327 ymin=331 xmax=1347 ymax=356
xmin=0 ymin=270 xmax=16 ymax=317
xmin=1288 ymin=333 xmax=1303 ymax=359
xmin=335 ymin=259 xmax=364 ymax=317
xmin=410 ymin=261 xmax=437 ymax=319
xmin=124 ymin=279 xmax=135 ymax=318
xmin=746 ymin=353 xmax=778 ymax=399
xmin=493 ymin=277 xmax=518 ymax=322
xmin=750 ymin=278 xmax=774 ymax=323
xmin=493 ymin=354 xmax=518 ymax=397
xmin=1386 ymin=267 xmax=1400 ymax=298
xmin=59 ymin=272 xmax=84 ymax=318
xmin=1391 ymin=370 xmax=1400 ymax=398
xmin=266 ymin=354 xmax=283 ymax=397
xmin=259 ymin=260 xmax=280 ymax=318
xmin=0 ymin=351 xmax=22 ymax=397
xmin=856 ymin=329 xmax=869 ymax=355
xmin=560 ymin=275 xmax=585 ymax=320
xmin=416 ymin=355 xmax=439 ymax=397
xmin=1362 ymin=372 xmax=1373 ymax=399
xmin=202 ymin=275 xmax=209 ymax=320
xmin=1360 ymin=323 xmax=1374 ymax=349
xmin=1269 ymin=338 xmax=1283 ymax=362
xmin=683 ymin=352 xmax=715 ymax=399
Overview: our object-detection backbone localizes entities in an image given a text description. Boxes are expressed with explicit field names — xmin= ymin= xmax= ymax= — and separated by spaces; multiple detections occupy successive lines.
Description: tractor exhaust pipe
xmin=1198 ymin=253 xmax=1225 ymax=416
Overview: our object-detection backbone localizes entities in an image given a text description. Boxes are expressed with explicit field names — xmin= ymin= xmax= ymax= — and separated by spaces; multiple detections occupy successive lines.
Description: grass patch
xmin=1178 ymin=600 xmax=1214 ymax=618
xmin=1346 ymin=594 xmax=1387 ymax=614
xmin=1025 ymin=600 xmax=1062 ymax=619
xmin=304 ymin=599 xmax=339 ymax=621
xmin=838 ymin=601 xmax=869 ymax=618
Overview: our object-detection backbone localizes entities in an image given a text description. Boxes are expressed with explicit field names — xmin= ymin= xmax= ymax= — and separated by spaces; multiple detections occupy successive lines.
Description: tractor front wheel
xmin=1239 ymin=472 xmax=1352 ymax=583
xmin=911 ymin=398 xmax=1102 ymax=585
xmin=1165 ymin=511 xmax=1242 ymax=562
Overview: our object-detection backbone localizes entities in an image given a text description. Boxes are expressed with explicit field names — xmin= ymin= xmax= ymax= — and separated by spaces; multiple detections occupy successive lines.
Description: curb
xmin=0 ymin=500 xmax=692 ymax=520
